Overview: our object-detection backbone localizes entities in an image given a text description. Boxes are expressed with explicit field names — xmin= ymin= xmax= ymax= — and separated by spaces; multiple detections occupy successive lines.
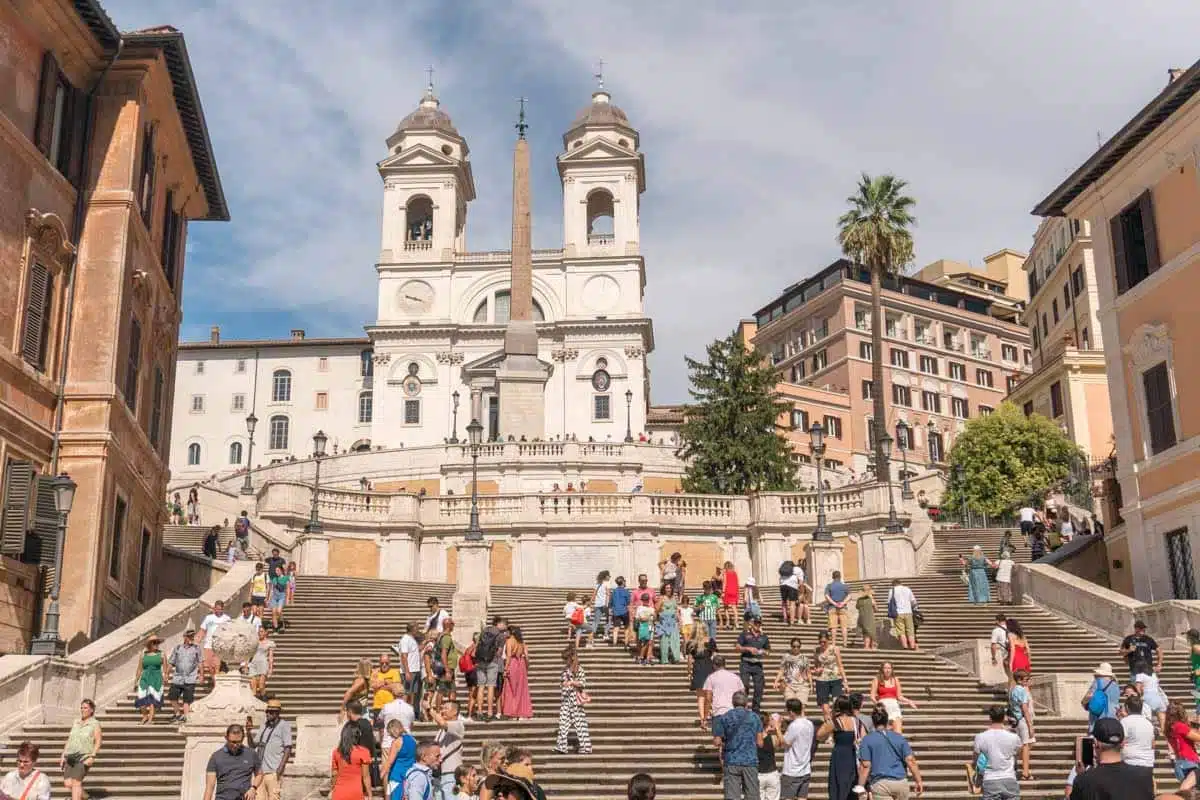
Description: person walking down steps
xmin=553 ymin=646 xmax=592 ymax=755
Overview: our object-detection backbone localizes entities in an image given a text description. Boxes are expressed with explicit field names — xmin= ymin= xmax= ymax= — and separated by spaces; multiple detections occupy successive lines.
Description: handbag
xmin=886 ymin=594 xmax=897 ymax=620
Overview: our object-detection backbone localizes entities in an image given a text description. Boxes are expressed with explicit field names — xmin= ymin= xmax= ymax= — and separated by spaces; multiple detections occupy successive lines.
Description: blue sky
xmin=105 ymin=1 xmax=1200 ymax=403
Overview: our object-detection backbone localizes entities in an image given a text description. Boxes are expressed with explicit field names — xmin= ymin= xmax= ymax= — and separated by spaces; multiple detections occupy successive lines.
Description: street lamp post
xmin=809 ymin=422 xmax=831 ymax=541
xmin=896 ymin=420 xmax=913 ymax=500
xmin=30 ymin=473 xmax=76 ymax=656
xmin=449 ymin=391 xmax=460 ymax=444
xmin=240 ymin=413 xmax=258 ymax=495
xmin=926 ymin=419 xmax=938 ymax=469
xmin=466 ymin=419 xmax=483 ymax=541
xmin=954 ymin=463 xmax=969 ymax=527
xmin=305 ymin=430 xmax=328 ymax=534
xmin=880 ymin=433 xmax=903 ymax=534
xmin=624 ymin=389 xmax=634 ymax=443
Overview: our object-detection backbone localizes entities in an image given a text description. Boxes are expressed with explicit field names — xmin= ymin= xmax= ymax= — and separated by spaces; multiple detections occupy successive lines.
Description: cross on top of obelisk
xmin=424 ymin=65 xmax=435 ymax=92
xmin=594 ymin=59 xmax=605 ymax=90
xmin=516 ymin=96 xmax=528 ymax=139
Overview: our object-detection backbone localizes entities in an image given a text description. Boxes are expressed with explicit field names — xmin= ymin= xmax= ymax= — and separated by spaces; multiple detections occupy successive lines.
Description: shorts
xmin=783 ymin=683 xmax=810 ymax=706
xmin=893 ymin=613 xmax=915 ymax=639
xmin=269 ymin=589 xmax=287 ymax=610
xmin=167 ymin=684 xmax=196 ymax=703
xmin=479 ymin=662 xmax=501 ymax=685
xmin=465 ymin=669 xmax=479 ymax=688
xmin=1015 ymin=718 xmax=1033 ymax=744
xmin=1019 ymin=521 xmax=1033 ymax=536
xmin=437 ymin=676 xmax=455 ymax=693
xmin=612 ymin=613 xmax=629 ymax=628
xmin=828 ymin=607 xmax=848 ymax=626
xmin=880 ymin=697 xmax=902 ymax=720
xmin=815 ymin=679 xmax=843 ymax=706
xmin=780 ymin=773 xmax=811 ymax=799
xmin=251 ymin=595 xmax=267 ymax=607
xmin=1175 ymin=758 xmax=1199 ymax=782
xmin=780 ymin=585 xmax=800 ymax=603
xmin=869 ymin=778 xmax=910 ymax=799
xmin=62 ymin=756 xmax=90 ymax=781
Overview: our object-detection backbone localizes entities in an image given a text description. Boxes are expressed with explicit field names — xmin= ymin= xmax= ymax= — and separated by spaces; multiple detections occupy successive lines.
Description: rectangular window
xmin=975 ymin=369 xmax=994 ymax=388
xmin=811 ymin=349 xmax=827 ymax=371
xmin=1023 ymin=401 xmax=1034 ymax=417
xmin=1041 ymin=314 xmax=1048 ymax=337
xmin=979 ymin=405 xmax=994 ymax=416
xmin=318 ymin=357 xmax=329 ymax=372
xmin=191 ymin=395 xmax=204 ymax=413
xmin=948 ymin=362 xmax=965 ymax=381
xmin=404 ymin=399 xmax=422 ymax=425
xmin=896 ymin=425 xmax=913 ymax=451
xmin=1111 ymin=191 xmax=1160 ymax=295
xmin=1002 ymin=344 xmax=1018 ymax=362
xmin=928 ymin=431 xmax=943 ymax=463
xmin=823 ymin=416 xmax=842 ymax=439
xmin=861 ymin=380 xmax=873 ymax=400
xmin=1049 ymin=381 xmax=1064 ymax=418
xmin=1052 ymin=298 xmax=1060 ymax=324
xmin=1081 ymin=328 xmax=1090 ymax=350
xmin=859 ymin=341 xmax=872 ymax=360
xmin=1006 ymin=375 xmax=1019 ymax=393
xmin=1023 ymin=349 xmax=1032 ymax=365
xmin=854 ymin=308 xmax=869 ymax=330
xmin=34 ymin=52 xmax=82 ymax=182
xmin=885 ymin=317 xmax=898 ymax=338
xmin=195 ymin=361 xmax=205 ymax=375
xmin=1143 ymin=362 xmax=1177 ymax=455
xmin=921 ymin=391 xmax=941 ymax=413
xmin=592 ymin=395 xmax=610 ymax=421
xmin=137 ymin=528 xmax=151 ymax=604
xmin=149 ymin=368 xmax=164 ymax=448
xmin=235 ymin=359 xmax=246 ymax=374
xmin=125 ymin=317 xmax=141 ymax=414
xmin=138 ymin=125 xmax=156 ymax=228
xmin=889 ymin=349 xmax=909 ymax=369
xmin=232 ymin=394 xmax=245 ymax=411
xmin=315 ymin=392 xmax=328 ymax=410
xmin=814 ymin=319 xmax=829 ymax=340
xmin=21 ymin=262 xmax=55 ymax=372
xmin=160 ymin=189 xmax=184 ymax=289
xmin=790 ymin=362 xmax=806 ymax=382
xmin=919 ymin=355 xmax=938 ymax=375
xmin=891 ymin=384 xmax=912 ymax=407
xmin=952 ymin=397 xmax=969 ymax=419
xmin=1063 ymin=283 xmax=1071 ymax=310
xmin=791 ymin=409 xmax=809 ymax=431
xmin=109 ymin=495 xmax=126 ymax=581
xmin=1071 ymin=267 xmax=1085 ymax=297
xmin=358 ymin=392 xmax=373 ymax=424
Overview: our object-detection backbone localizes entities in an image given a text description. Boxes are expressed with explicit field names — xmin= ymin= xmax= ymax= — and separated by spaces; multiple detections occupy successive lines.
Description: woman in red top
xmin=719 ymin=561 xmax=739 ymax=631
xmin=1006 ymin=618 xmax=1032 ymax=680
xmin=330 ymin=724 xmax=371 ymax=800
xmin=869 ymin=661 xmax=919 ymax=733
xmin=1164 ymin=700 xmax=1200 ymax=790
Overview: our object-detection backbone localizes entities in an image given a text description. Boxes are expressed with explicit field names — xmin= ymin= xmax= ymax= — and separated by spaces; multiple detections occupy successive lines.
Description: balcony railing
xmin=403 ymin=240 xmax=433 ymax=251
xmin=587 ymin=233 xmax=615 ymax=246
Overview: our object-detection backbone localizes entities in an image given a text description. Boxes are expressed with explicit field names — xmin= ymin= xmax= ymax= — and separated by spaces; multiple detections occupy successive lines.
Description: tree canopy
xmin=678 ymin=332 xmax=797 ymax=495
xmin=943 ymin=402 xmax=1085 ymax=516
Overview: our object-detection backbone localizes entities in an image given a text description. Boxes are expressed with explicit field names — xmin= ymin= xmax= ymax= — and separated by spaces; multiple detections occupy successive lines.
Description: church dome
xmin=565 ymin=90 xmax=636 ymax=137
xmin=394 ymin=88 xmax=461 ymax=138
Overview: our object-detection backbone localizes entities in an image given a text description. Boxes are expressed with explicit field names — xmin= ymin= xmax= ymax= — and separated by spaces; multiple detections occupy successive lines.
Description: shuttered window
xmin=149 ymin=368 xmax=164 ymax=449
xmin=138 ymin=125 xmax=156 ymax=228
xmin=0 ymin=461 xmax=34 ymax=557
xmin=125 ymin=317 xmax=142 ymax=414
xmin=1111 ymin=191 xmax=1161 ymax=295
xmin=31 ymin=477 xmax=58 ymax=570
xmin=109 ymin=495 xmax=126 ymax=581
xmin=137 ymin=528 xmax=151 ymax=604
xmin=21 ymin=262 xmax=55 ymax=371
xmin=1143 ymin=362 xmax=1177 ymax=455
xmin=160 ymin=189 xmax=184 ymax=290
xmin=33 ymin=51 xmax=86 ymax=184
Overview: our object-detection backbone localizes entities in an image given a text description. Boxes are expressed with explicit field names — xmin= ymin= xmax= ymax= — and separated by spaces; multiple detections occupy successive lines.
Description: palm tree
xmin=837 ymin=173 xmax=916 ymax=477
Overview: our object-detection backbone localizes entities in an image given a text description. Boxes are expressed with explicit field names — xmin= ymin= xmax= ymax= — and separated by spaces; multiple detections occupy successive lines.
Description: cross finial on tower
xmin=425 ymin=65 xmax=435 ymax=92
xmin=516 ymin=96 xmax=528 ymax=139
xmin=594 ymin=58 xmax=605 ymax=91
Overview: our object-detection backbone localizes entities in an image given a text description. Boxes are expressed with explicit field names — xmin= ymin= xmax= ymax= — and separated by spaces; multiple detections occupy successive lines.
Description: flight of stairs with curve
xmin=2 ymin=527 xmax=1191 ymax=798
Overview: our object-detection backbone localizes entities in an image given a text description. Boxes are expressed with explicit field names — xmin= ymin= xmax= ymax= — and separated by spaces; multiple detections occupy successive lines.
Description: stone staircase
xmin=3 ymin=529 xmax=1191 ymax=797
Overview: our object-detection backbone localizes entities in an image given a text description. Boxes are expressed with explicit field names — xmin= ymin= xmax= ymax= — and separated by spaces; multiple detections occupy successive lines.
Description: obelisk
xmin=496 ymin=99 xmax=550 ymax=440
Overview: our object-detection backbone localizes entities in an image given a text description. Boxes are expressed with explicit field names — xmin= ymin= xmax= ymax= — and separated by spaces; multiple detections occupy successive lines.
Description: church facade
xmin=171 ymin=85 xmax=655 ymax=478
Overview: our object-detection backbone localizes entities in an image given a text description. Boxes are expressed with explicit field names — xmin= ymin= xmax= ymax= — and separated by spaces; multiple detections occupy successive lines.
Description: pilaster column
xmin=451 ymin=540 xmax=492 ymax=650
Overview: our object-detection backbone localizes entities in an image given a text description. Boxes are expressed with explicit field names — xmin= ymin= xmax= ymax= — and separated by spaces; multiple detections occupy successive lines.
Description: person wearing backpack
xmin=400 ymin=741 xmax=441 ymax=800
xmin=475 ymin=617 xmax=508 ymax=721
xmin=234 ymin=511 xmax=251 ymax=552
xmin=778 ymin=560 xmax=802 ymax=626
xmin=1083 ymin=663 xmax=1121 ymax=729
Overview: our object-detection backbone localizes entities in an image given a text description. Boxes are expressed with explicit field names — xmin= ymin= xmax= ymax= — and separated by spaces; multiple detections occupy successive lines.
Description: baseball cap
xmin=1092 ymin=717 xmax=1124 ymax=746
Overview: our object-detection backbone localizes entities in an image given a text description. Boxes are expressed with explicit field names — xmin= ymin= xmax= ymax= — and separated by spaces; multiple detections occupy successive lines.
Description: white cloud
xmin=105 ymin=1 xmax=1200 ymax=402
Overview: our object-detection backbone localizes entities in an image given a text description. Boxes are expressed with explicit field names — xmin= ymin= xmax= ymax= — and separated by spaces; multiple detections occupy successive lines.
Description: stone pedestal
xmin=754 ymin=534 xmax=788 ymax=587
xmin=1031 ymin=672 xmax=1092 ymax=719
xmin=179 ymin=619 xmax=265 ymax=800
xmin=379 ymin=535 xmax=417 ymax=581
xmin=296 ymin=533 xmax=329 ymax=576
xmin=279 ymin=713 xmax=344 ymax=799
xmin=934 ymin=639 xmax=1010 ymax=688
xmin=451 ymin=540 xmax=492 ymax=650
xmin=806 ymin=540 xmax=844 ymax=602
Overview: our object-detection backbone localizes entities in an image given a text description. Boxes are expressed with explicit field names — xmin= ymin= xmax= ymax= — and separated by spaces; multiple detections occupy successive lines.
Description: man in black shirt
xmin=737 ymin=617 xmax=771 ymax=712
xmin=1119 ymin=620 xmax=1162 ymax=679
xmin=203 ymin=724 xmax=262 ymax=800
xmin=265 ymin=548 xmax=286 ymax=580
xmin=1070 ymin=718 xmax=1153 ymax=800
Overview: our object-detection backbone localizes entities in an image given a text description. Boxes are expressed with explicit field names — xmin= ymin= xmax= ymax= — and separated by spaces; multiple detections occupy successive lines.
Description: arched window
xmin=586 ymin=189 xmax=615 ymax=242
xmin=406 ymin=195 xmax=433 ymax=241
xmin=268 ymin=415 xmax=289 ymax=450
xmin=360 ymin=350 xmax=373 ymax=378
xmin=477 ymin=290 xmax=544 ymax=324
xmin=229 ymin=441 xmax=243 ymax=465
xmin=272 ymin=369 xmax=292 ymax=402
xmin=187 ymin=442 xmax=201 ymax=465
xmin=358 ymin=391 xmax=373 ymax=424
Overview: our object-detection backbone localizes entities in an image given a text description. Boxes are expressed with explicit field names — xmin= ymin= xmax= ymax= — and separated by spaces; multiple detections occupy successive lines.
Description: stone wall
xmin=158 ymin=546 xmax=229 ymax=600
xmin=0 ymin=558 xmax=39 ymax=655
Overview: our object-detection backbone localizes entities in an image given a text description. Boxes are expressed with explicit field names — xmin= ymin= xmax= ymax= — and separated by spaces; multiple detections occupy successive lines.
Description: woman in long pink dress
xmin=500 ymin=627 xmax=533 ymax=719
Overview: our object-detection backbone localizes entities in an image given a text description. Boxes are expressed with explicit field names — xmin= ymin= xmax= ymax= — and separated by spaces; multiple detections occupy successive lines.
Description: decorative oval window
xmin=591 ymin=369 xmax=611 ymax=392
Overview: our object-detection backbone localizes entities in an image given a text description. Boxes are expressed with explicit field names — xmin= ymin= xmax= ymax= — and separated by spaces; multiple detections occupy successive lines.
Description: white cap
xmin=746 ymin=577 xmax=757 ymax=586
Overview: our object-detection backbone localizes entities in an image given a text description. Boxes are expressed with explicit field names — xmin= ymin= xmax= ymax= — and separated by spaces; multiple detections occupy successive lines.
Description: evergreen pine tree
xmin=679 ymin=332 xmax=798 ymax=495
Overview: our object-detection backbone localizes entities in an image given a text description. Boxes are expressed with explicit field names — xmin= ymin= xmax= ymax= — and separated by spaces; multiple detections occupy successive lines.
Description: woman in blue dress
xmin=959 ymin=545 xmax=995 ymax=604
xmin=815 ymin=695 xmax=862 ymax=800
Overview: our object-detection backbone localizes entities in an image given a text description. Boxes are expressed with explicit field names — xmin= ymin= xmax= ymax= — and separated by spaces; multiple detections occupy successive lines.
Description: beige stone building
xmin=0 ymin=2 xmax=226 ymax=649
xmin=748 ymin=258 xmax=1032 ymax=479
xmin=1034 ymin=61 xmax=1200 ymax=601
xmin=1005 ymin=217 xmax=1113 ymax=460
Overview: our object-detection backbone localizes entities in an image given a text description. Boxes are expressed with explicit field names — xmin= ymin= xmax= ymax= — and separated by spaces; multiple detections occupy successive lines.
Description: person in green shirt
xmin=697 ymin=581 xmax=720 ymax=642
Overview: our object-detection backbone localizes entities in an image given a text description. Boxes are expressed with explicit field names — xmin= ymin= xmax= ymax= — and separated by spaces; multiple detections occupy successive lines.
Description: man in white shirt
xmin=995 ymin=551 xmax=1016 ymax=605
xmin=0 ymin=741 xmax=51 ymax=800
xmin=197 ymin=600 xmax=231 ymax=684
xmin=779 ymin=560 xmax=803 ymax=626
xmin=235 ymin=602 xmax=262 ymax=633
xmin=1119 ymin=695 xmax=1156 ymax=776
xmin=378 ymin=695 xmax=416 ymax=752
xmin=781 ymin=698 xmax=815 ymax=799
xmin=1019 ymin=505 xmax=1035 ymax=542
xmin=973 ymin=706 xmax=1023 ymax=799
xmin=990 ymin=613 xmax=1011 ymax=680
xmin=888 ymin=579 xmax=918 ymax=650
xmin=396 ymin=622 xmax=423 ymax=707
xmin=425 ymin=597 xmax=450 ymax=634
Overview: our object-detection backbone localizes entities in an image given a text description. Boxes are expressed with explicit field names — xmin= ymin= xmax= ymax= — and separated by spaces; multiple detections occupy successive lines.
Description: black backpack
xmin=476 ymin=628 xmax=500 ymax=663
xmin=779 ymin=560 xmax=795 ymax=577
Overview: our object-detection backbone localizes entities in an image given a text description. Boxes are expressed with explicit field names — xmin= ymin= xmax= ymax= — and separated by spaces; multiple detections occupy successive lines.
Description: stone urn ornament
xmin=183 ymin=618 xmax=265 ymax=729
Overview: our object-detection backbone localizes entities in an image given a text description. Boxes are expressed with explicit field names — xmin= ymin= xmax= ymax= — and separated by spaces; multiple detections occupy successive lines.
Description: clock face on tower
xmin=396 ymin=280 xmax=434 ymax=315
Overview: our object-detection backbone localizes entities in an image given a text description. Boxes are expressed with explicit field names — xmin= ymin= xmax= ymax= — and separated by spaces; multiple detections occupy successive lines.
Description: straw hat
xmin=1093 ymin=662 xmax=1116 ymax=678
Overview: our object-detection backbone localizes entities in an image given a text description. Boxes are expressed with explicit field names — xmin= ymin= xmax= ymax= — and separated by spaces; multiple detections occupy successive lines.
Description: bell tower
xmin=378 ymin=76 xmax=476 ymax=263
xmin=557 ymin=76 xmax=645 ymax=258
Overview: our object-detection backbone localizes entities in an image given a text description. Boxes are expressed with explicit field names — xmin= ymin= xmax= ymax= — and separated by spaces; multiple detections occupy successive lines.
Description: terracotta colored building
xmin=1034 ymin=61 xmax=1200 ymax=601
xmin=0 ymin=1 xmax=226 ymax=649
xmin=748 ymin=259 xmax=1031 ymax=479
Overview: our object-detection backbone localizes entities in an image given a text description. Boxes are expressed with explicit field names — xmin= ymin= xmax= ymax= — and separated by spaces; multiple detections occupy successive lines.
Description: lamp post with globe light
xmin=305 ymin=430 xmax=328 ymax=533
xmin=624 ymin=389 xmax=634 ymax=443
xmin=880 ymin=433 xmax=903 ymax=534
xmin=466 ymin=418 xmax=484 ymax=541
xmin=240 ymin=413 xmax=258 ymax=495
xmin=30 ymin=473 xmax=76 ymax=655
xmin=450 ymin=391 xmax=460 ymax=444
xmin=809 ymin=422 xmax=831 ymax=541
xmin=896 ymin=419 xmax=914 ymax=500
